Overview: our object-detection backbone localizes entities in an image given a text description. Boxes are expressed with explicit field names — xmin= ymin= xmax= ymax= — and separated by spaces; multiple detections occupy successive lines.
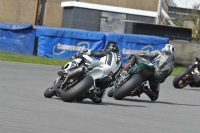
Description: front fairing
xmin=82 ymin=54 xmax=94 ymax=67
xmin=88 ymin=68 xmax=105 ymax=80
xmin=87 ymin=66 xmax=114 ymax=89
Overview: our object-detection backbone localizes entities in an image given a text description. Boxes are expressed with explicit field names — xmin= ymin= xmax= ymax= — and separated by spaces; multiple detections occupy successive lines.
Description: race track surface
xmin=0 ymin=61 xmax=200 ymax=133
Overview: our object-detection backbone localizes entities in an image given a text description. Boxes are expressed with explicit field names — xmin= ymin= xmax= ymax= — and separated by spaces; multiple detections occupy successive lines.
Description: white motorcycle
xmin=44 ymin=52 xmax=122 ymax=103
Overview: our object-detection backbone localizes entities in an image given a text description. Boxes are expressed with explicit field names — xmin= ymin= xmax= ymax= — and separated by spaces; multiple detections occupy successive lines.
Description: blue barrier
xmin=0 ymin=22 xmax=35 ymax=55
xmin=0 ymin=22 xmax=169 ymax=64
xmin=36 ymin=26 xmax=105 ymax=59
xmin=36 ymin=26 xmax=169 ymax=63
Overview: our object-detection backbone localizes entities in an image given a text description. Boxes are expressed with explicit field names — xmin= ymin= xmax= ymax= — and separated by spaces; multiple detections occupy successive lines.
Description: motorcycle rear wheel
xmin=61 ymin=75 xmax=94 ymax=102
xmin=173 ymin=67 xmax=193 ymax=89
xmin=113 ymin=74 xmax=143 ymax=100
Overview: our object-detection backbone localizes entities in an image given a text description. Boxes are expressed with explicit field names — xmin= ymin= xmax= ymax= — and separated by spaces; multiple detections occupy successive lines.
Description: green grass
xmin=0 ymin=51 xmax=186 ymax=76
xmin=0 ymin=51 xmax=69 ymax=66
xmin=171 ymin=65 xmax=186 ymax=76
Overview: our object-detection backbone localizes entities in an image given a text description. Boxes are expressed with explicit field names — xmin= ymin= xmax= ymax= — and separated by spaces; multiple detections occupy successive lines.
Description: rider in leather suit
xmin=82 ymin=41 xmax=121 ymax=103
xmin=122 ymin=44 xmax=175 ymax=101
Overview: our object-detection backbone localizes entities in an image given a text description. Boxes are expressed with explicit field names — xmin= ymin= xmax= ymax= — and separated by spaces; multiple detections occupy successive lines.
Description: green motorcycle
xmin=108 ymin=61 xmax=155 ymax=100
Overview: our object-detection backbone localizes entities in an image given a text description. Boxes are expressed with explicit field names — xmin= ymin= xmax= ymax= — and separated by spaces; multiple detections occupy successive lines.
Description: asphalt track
xmin=1 ymin=61 xmax=200 ymax=133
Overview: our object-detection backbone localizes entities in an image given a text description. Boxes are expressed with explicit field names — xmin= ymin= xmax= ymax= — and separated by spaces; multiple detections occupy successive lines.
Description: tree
xmin=189 ymin=4 xmax=200 ymax=41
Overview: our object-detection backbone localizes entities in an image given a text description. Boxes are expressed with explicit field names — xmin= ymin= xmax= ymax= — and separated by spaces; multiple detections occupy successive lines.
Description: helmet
xmin=162 ymin=44 xmax=175 ymax=55
xmin=104 ymin=41 xmax=119 ymax=53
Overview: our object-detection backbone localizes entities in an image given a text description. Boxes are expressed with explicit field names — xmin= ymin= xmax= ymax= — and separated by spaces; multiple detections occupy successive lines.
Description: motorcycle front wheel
xmin=107 ymin=88 xmax=113 ymax=97
xmin=61 ymin=75 xmax=94 ymax=102
xmin=113 ymin=74 xmax=143 ymax=100
xmin=173 ymin=67 xmax=193 ymax=89
xmin=44 ymin=84 xmax=55 ymax=98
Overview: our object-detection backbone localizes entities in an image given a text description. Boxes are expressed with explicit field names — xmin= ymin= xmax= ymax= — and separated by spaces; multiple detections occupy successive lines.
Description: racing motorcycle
xmin=44 ymin=52 xmax=122 ymax=103
xmin=107 ymin=59 xmax=155 ymax=100
xmin=173 ymin=56 xmax=200 ymax=89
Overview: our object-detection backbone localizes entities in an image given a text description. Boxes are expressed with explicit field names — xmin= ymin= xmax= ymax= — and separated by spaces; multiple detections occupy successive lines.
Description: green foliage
xmin=189 ymin=4 xmax=200 ymax=41
xmin=172 ymin=4 xmax=200 ymax=41
xmin=171 ymin=65 xmax=186 ymax=76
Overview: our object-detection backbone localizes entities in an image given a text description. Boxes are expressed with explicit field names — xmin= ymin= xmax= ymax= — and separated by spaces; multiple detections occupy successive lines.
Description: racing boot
xmin=143 ymin=86 xmax=157 ymax=101
xmin=130 ymin=86 xmax=144 ymax=97
xmin=76 ymin=96 xmax=84 ymax=102
xmin=91 ymin=90 xmax=106 ymax=104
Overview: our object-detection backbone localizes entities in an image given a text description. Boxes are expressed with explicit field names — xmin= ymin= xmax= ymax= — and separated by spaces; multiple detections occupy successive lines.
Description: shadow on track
xmin=123 ymin=98 xmax=200 ymax=107
xmin=185 ymin=88 xmax=200 ymax=91
xmin=49 ymin=97 xmax=147 ymax=107
xmin=47 ymin=96 xmax=200 ymax=107
xmin=79 ymin=100 xmax=147 ymax=108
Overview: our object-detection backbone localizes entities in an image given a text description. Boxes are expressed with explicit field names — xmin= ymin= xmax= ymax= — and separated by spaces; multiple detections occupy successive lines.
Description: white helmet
xmin=162 ymin=44 xmax=175 ymax=55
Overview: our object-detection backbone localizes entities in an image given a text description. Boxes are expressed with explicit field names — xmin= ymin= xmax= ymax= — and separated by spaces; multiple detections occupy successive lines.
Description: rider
xmin=82 ymin=41 xmax=121 ymax=103
xmin=122 ymin=44 xmax=175 ymax=101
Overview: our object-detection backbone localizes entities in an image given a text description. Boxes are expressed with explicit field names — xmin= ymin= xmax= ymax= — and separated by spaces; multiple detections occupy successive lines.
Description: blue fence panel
xmin=36 ymin=26 xmax=169 ymax=63
xmin=36 ymin=26 xmax=105 ymax=59
xmin=105 ymin=33 xmax=169 ymax=64
xmin=0 ymin=22 xmax=35 ymax=55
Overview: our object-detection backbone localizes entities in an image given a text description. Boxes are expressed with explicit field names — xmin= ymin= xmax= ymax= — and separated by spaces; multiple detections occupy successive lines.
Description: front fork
xmin=113 ymin=74 xmax=130 ymax=91
xmin=52 ymin=76 xmax=62 ymax=97
xmin=190 ymin=62 xmax=200 ymax=83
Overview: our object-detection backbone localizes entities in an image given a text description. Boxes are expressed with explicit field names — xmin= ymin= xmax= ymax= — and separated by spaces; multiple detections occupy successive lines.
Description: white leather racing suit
xmin=86 ymin=49 xmax=121 ymax=74
xmin=84 ymin=49 xmax=121 ymax=103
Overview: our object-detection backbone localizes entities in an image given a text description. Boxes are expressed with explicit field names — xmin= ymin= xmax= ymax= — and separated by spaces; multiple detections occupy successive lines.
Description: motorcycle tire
xmin=113 ymin=74 xmax=143 ymax=100
xmin=61 ymin=75 xmax=94 ymax=102
xmin=173 ymin=67 xmax=193 ymax=89
xmin=44 ymin=85 xmax=54 ymax=98
xmin=107 ymin=88 xmax=113 ymax=97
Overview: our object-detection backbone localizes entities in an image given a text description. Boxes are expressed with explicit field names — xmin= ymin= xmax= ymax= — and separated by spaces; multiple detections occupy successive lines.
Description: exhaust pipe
xmin=93 ymin=88 xmax=101 ymax=94
xmin=58 ymin=67 xmax=86 ymax=77
xmin=67 ymin=67 xmax=86 ymax=78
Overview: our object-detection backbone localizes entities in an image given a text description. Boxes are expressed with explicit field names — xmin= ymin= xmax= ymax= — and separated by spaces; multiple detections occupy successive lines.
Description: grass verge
xmin=0 ymin=51 xmax=186 ymax=76
xmin=0 ymin=51 xmax=69 ymax=66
